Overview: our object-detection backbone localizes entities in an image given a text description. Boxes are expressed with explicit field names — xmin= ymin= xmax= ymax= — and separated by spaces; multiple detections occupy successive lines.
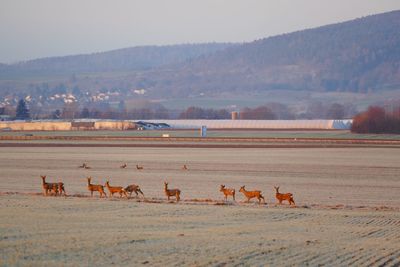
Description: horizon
xmin=1 ymin=0 xmax=400 ymax=63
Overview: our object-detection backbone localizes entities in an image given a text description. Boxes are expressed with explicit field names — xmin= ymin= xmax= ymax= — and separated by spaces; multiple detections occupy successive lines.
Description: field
xmin=1 ymin=136 xmax=400 ymax=266
xmin=2 ymin=129 xmax=400 ymax=140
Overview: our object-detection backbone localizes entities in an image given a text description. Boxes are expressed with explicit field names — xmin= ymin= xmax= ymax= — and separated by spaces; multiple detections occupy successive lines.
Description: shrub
xmin=351 ymin=106 xmax=400 ymax=134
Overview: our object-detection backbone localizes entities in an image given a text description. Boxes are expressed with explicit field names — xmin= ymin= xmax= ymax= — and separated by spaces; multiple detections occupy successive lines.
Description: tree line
xmin=5 ymin=99 xmax=400 ymax=134
xmin=351 ymin=106 xmax=400 ymax=134
xmin=3 ymin=99 xmax=357 ymax=121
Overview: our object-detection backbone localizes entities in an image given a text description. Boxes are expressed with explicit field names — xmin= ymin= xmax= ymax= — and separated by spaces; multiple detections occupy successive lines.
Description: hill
xmin=0 ymin=10 xmax=399 ymax=113
xmin=0 ymin=43 xmax=234 ymax=79
xmin=134 ymin=10 xmax=400 ymax=97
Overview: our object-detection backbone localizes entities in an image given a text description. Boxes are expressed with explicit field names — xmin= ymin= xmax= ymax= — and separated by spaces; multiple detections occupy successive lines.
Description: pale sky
xmin=0 ymin=0 xmax=399 ymax=63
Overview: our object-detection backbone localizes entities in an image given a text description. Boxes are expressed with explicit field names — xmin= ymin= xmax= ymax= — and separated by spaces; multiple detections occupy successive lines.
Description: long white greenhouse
xmin=146 ymin=120 xmax=352 ymax=130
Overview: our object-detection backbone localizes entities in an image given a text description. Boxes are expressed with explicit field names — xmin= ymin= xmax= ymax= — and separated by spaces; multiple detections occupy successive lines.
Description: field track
xmin=2 ymin=142 xmax=400 ymax=148
xmin=1 ymin=135 xmax=400 ymax=149
xmin=1 ymin=135 xmax=400 ymax=144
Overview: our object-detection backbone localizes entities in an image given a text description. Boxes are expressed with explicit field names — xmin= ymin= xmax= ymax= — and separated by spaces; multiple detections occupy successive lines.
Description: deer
xmin=220 ymin=185 xmax=235 ymax=201
xmin=87 ymin=177 xmax=107 ymax=198
xmin=125 ymin=184 xmax=144 ymax=198
xmin=136 ymin=164 xmax=143 ymax=170
xmin=41 ymin=175 xmax=58 ymax=196
xmin=79 ymin=163 xmax=91 ymax=169
xmin=182 ymin=164 xmax=188 ymax=170
xmin=57 ymin=182 xmax=66 ymax=196
xmin=164 ymin=182 xmax=180 ymax=202
xmin=239 ymin=185 xmax=265 ymax=204
xmin=274 ymin=186 xmax=295 ymax=205
xmin=105 ymin=181 xmax=128 ymax=198
xmin=120 ymin=163 xmax=127 ymax=169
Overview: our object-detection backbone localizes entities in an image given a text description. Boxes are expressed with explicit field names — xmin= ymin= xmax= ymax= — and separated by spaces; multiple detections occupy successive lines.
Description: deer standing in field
xmin=57 ymin=182 xmax=66 ymax=196
xmin=182 ymin=164 xmax=188 ymax=170
xmin=274 ymin=186 xmax=295 ymax=205
xmin=125 ymin=184 xmax=144 ymax=198
xmin=41 ymin=175 xmax=59 ymax=196
xmin=164 ymin=182 xmax=180 ymax=202
xmin=239 ymin=185 xmax=265 ymax=204
xmin=87 ymin=177 xmax=107 ymax=198
xmin=79 ymin=163 xmax=91 ymax=169
xmin=120 ymin=163 xmax=127 ymax=169
xmin=220 ymin=185 xmax=235 ymax=201
xmin=105 ymin=181 xmax=128 ymax=198
xmin=136 ymin=164 xmax=143 ymax=170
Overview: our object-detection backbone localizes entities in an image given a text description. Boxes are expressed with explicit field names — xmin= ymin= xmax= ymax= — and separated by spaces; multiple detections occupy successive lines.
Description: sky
xmin=0 ymin=0 xmax=399 ymax=63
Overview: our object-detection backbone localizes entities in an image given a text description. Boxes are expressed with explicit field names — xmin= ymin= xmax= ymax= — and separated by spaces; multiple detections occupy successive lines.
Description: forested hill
xmin=0 ymin=10 xmax=399 ymax=101
xmin=0 ymin=43 xmax=234 ymax=78
xmin=140 ymin=10 xmax=400 ymax=96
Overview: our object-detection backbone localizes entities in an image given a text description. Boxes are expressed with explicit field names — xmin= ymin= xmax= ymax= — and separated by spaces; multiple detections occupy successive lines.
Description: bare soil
xmin=0 ymin=145 xmax=399 ymax=266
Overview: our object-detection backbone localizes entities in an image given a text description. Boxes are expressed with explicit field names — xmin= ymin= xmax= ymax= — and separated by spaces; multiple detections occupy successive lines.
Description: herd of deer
xmin=81 ymin=162 xmax=145 ymax=170
xmin=81 ymin=162 xmax=185 ymax=171
xmin=41 ymin=174 xmax=295 ymax=205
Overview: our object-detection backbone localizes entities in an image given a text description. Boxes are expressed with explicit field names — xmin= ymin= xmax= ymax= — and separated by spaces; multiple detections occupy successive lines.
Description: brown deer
xmin=57 ymin=182 xmax=66 ymax=196
xmin=220 ymin=185 xmax=235 ymax=201
xmin=182 ymin=164 xmax=188 ymax=170
xmin=79 ymin=163 xmax=91 ymax=169
xmin=125 ymin=184 xmax=144 ymax=198
xmin=87 ymin=177 xmax=107 ymax=198
xmin=164 ymin=182 xmax=180 ymax=202
xmin=105 ymin=181 xmax=128 ymax=198
xmin=239 ymin=185 xmax=265 ymax=204
xmin=136 ymin=164 xmax=143 ymax=170
xmin=40 ymin=175 xmax=58 ymax=196
xmin=274 ymin=186 xmax=295 ymax=205
xmin=120 ymin=163 xmax=127 ymax=169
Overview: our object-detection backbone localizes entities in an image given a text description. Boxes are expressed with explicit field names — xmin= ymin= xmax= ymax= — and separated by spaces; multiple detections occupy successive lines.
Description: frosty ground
xmin=0 ymin=145 xmax=399 ymax=266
